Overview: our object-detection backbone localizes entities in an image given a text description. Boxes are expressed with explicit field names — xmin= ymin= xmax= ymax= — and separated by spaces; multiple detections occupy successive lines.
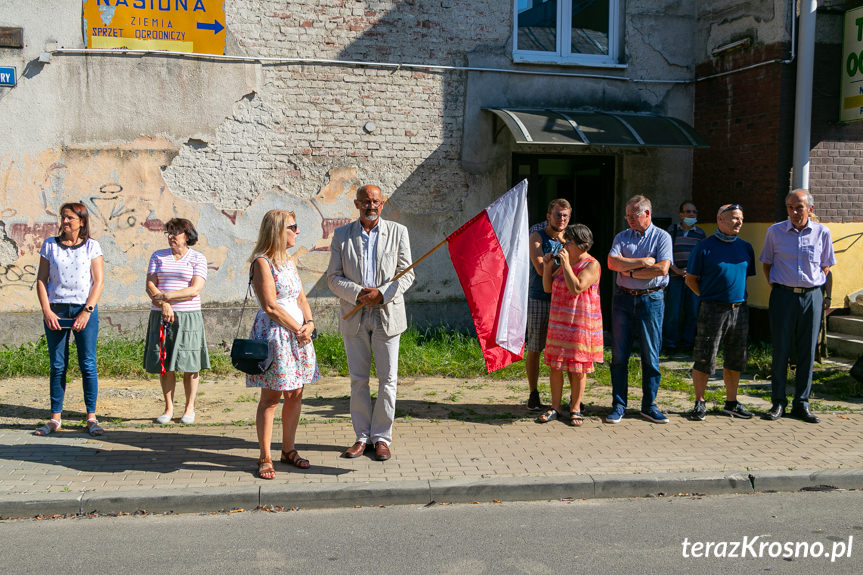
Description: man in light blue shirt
xmin=606 ymin=195 xmax=673 ymax=424
xmin=760 ymin=189 xmax=836 ymax=424
xmin=360 ymin=222 xmax=379 ymax=289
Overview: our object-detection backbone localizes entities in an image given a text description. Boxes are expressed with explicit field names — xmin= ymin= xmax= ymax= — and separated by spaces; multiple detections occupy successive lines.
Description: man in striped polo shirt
xmin=663 ymin=201 xmax=705 ymax=353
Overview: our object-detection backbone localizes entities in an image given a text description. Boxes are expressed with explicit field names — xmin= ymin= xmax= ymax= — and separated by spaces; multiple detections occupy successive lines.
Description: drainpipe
xmin=792 ymin=0 xmax=817 ymax=190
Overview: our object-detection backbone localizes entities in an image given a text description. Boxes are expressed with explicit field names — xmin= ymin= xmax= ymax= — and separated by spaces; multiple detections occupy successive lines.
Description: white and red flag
xmin=447 ymin=180 xmax=530 ymax=372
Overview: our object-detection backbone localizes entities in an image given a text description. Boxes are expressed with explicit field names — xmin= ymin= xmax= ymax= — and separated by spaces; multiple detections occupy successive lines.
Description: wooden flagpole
xmin=342 ymin=237 xmax=450 ymax=320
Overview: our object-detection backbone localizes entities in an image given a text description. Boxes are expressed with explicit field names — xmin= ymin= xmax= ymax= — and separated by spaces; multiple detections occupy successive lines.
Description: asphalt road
xmin=2 ymin=491 xmax=861 ymax=574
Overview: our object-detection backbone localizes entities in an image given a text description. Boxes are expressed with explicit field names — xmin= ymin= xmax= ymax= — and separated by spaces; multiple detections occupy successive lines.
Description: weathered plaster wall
xmin=1 ymin=1 xmax=704 ymax=344
xmin=695 ymin=0 xmax=791 ymax=64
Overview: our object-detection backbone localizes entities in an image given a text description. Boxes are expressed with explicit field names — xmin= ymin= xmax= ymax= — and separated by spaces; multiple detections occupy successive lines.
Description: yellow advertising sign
xmin=841 ymin=6 xmax=863 ymax=122
xmin=82 ymin=0 xmax=225 ymax=55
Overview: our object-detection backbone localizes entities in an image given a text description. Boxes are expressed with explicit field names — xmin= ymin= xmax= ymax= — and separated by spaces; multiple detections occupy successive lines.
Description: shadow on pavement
xmin=0 ymin=429 xmax=354 ymax=477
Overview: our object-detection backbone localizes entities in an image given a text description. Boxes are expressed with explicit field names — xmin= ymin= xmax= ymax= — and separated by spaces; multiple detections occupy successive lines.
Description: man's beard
xmin=365 ymin=212 xmax=379 ymax=221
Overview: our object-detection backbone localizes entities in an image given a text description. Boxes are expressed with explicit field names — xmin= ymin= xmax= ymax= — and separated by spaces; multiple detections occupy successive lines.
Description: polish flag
xmin=447 ymin=180 xmax=530 ymax=372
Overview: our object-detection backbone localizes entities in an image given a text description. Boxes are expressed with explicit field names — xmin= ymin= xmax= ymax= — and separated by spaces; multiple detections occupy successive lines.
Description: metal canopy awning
xmin=484 ymin=108 xmax=708 ymax=148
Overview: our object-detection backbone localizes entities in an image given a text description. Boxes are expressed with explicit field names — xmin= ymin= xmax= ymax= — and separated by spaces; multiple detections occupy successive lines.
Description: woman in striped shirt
xmin=144 ymin=218 xmax=211 ymax=425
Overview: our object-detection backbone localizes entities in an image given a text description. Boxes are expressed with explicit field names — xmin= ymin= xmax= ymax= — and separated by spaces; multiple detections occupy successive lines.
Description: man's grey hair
xmin=786 ymin=188 xmax=813 ymax=207
xmin=626 ymin=195 xmax=652 ymax=213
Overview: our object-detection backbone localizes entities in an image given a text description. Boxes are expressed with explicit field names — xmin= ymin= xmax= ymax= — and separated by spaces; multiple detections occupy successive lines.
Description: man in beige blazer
xmin=326 ymin=184 xmax=414 ymax=461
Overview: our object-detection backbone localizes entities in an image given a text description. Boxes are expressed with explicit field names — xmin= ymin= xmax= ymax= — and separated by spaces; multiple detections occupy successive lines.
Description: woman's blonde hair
xmin=250 ymin=209 xmax=296 ymax=266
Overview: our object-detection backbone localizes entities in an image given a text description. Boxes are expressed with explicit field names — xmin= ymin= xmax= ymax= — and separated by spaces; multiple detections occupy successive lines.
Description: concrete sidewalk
xmin=1 ymin=411 xmax=862 ymax=517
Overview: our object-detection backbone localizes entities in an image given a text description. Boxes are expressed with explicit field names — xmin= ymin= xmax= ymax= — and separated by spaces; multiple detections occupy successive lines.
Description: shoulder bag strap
xmin=235 ymin=259 xmax=259 ymax=340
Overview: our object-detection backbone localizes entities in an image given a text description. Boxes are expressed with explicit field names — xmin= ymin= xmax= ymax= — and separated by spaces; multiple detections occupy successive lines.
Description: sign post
xmin=82 ymin=0 xmax=226 ymax=55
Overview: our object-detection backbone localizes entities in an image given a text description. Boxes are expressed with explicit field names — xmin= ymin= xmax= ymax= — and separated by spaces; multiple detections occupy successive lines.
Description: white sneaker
xmin=180 ymin=412 xmax=195 ymax=424
xmin=156 ymin=413 xmax=173 ymax=425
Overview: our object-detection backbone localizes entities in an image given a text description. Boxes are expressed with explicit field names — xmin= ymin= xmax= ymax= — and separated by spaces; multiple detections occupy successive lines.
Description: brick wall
xmin=165 ymin=1 xmax=506 ymax=214
xmin=693 ymin=43 xmax=794 ymax=223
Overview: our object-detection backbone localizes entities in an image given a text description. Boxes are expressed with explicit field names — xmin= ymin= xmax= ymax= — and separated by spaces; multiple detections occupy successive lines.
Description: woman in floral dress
xmin=247 ymin=210 xmax=320 ymax=479
xmin=536 ymin=223 xmax=603 ymax=427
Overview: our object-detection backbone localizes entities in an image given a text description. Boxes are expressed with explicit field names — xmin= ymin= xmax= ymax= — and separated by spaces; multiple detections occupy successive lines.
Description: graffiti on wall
xmin=0 ymin=140 xmax=361 ymax=310
xmin=89 ymin=183 xmax=137 ymax=230
xmin=0 ymin=264 xmax=38 ymax=291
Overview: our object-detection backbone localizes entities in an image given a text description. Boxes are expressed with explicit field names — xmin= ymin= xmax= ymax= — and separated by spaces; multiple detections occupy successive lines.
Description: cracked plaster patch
xmin=0 ymin=140 xmax=229 ymax=310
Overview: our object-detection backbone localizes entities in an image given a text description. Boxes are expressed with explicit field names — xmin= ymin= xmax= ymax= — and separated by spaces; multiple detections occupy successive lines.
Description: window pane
xmin=571 ymin=0 xmax=609 ymax=55
xmin=517 ymin=0 xmax=557 ymax=53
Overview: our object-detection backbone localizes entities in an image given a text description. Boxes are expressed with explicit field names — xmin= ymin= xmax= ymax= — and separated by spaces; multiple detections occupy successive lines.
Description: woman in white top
xmin=144 ymin=218 xmax=211 ymax=425
xmin=34 ymin=202 xmax=105 ymax=436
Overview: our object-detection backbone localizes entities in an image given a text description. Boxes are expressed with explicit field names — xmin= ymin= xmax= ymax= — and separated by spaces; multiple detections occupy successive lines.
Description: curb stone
xmin=0 ymin=492 xmax=83 ymax=518
xmin=261 ymin=480 xmax=431 ymax=509
xmin=3 ymin=470 xmax=861 ymax=518
xmin=82 ymin=486 xmax=261 ymax=515
xmin=750 ymin=469 xmax=863 ymax=493
xmin=428 ymin=475 xmax=594 ymax=503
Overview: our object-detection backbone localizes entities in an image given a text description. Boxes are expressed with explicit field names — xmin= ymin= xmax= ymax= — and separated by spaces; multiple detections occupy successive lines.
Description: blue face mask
xmin=683 ymin=217 xmax=697 ymax=226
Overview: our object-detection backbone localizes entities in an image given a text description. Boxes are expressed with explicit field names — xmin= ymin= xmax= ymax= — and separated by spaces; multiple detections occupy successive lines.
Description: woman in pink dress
xmin=536 ymin=224 xmax=603 ymax=426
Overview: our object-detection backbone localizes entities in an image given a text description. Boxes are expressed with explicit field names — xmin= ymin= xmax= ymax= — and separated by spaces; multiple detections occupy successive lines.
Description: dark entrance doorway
xmin=512 ymin=154 xmax=616 ymax=328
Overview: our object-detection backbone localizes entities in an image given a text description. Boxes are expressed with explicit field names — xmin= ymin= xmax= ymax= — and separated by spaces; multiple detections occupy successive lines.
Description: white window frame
xmin=512 ymin=0 xmax=623 ymax=67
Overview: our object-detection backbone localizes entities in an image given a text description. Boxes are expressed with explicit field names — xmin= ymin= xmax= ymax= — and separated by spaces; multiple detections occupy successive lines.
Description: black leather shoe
xmin=763 ymin=404 xmax=784 ymax=420
xmin=790 ymin=405 xmax=820 ymax=424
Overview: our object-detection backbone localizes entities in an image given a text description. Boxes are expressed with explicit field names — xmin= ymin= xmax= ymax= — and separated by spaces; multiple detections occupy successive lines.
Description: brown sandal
xmin=281 ymin=449 xmax=310 ymax=469
xmin=257 ymin=457 xmax=275 ymax=480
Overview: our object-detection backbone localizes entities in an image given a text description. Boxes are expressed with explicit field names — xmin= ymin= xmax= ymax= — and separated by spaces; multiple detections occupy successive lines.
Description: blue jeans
xmin=663 ymin=275 xmax=698 ymax=348
xmin=44 ymin=303 xmax=99 ymax=414
xmin=769 ymin=287 xmax=822 ymax=410
xmin=611 ymin=289 xmax=664 ymax=411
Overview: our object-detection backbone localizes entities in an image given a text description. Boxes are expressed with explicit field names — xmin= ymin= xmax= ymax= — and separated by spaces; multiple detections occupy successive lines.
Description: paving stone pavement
xmin=1 ymin=410 xmax=862 ymax=514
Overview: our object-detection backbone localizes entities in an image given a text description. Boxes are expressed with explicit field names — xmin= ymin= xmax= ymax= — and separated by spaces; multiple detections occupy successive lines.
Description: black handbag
xmin=231 ymin=338 xmax=270 ymax=375
xmin=230 ymin=266 xmax=272 ymax=375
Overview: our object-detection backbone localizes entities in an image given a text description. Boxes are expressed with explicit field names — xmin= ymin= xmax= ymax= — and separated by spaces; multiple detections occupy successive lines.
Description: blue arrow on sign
xmin=196 ymin=20 xmax=224 ymax=35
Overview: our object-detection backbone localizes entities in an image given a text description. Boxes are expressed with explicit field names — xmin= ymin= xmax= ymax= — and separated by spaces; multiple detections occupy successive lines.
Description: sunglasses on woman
xmin=287 ymin=224 xmax=298 ymax=232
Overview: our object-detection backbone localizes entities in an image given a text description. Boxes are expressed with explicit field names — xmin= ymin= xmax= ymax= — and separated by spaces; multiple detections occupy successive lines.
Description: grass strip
xmin=1 ymin=329 xmax=859 ymax=399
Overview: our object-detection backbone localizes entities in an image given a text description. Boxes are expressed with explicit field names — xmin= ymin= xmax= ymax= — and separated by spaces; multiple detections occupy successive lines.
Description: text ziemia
xmin=681 ymin=536 xmax=853 ymax=562
xmin=96 ymin=0 xmax=207 ymax=12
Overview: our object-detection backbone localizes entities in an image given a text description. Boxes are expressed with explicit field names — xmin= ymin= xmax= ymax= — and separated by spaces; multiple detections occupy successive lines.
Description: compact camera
xmin=551 ymin=244 xmax=563 ymax=266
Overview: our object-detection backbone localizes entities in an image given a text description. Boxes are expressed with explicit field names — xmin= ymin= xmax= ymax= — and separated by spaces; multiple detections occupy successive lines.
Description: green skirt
xmin=144 ymin=310 xmax=211 ymax=374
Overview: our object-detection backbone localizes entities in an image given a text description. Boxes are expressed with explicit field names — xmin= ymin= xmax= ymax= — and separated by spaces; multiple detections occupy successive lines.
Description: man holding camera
xmin=525 ymin=199 xmax=570 ymax=410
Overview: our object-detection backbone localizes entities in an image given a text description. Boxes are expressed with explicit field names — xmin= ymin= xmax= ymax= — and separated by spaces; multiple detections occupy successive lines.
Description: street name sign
xmin=0 ymin=66 xmax=16 ymax=87
xmin=82 ymin=0 xmax=225 ymax=55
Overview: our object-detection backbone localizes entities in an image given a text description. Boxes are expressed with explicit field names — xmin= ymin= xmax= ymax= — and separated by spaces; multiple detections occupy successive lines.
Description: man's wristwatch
xmin=84 ymin=304 xmax=95 ymax=313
